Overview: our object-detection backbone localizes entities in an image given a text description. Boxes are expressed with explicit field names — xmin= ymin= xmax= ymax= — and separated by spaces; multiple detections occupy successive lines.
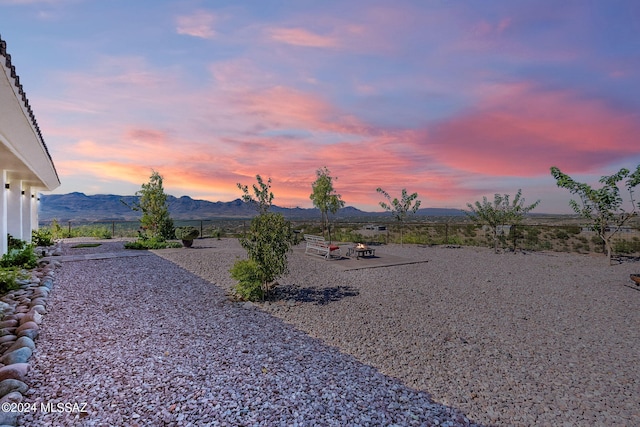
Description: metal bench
xmin=304 ymin=234 xmax=341 ymax=260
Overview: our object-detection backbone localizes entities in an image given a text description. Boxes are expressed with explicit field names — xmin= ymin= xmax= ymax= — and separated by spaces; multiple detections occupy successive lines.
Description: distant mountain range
xmin=39 ymin=192 xmax=466 ymax=222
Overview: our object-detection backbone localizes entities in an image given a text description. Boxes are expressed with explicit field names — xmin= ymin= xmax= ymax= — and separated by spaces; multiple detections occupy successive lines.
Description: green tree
xmin=376 ymin=188 xmax=421 ymax=246
xmin=233 ymin=175 xmax=294 ymax=300
xmin=237 ymin=175 xmax=273 ymax=214
xmin=310 ymin=167 xmax=345 ymax=243
xmin=551 ymin=165 xmax=640 ymax=264
xmin=129 ymin=170 xmax=174 ymax=240
xmin=466 ymin=190 xmax=540 ymax=253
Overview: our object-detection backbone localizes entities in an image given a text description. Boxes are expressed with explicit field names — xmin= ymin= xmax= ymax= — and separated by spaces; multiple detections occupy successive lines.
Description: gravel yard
xmin=155 ymin=238 xmax=640 ymax=426
xmin=17 ymin=238 xmax=640 ymax=426
xmin=20 ymin=239 xmax=479 ymax=426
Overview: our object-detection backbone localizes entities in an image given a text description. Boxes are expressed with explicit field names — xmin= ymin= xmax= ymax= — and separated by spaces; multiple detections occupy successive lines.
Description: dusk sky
xmin=2 ymin=1 xmax=639 ymax=213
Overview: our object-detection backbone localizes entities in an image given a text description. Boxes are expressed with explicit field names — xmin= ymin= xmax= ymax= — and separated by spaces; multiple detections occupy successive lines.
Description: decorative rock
xmin=29 ymin=297 xmax=46 ymax=307
xmin=0 ymin=321 xmax=17 ymax=329
xmin=0 ymin=391 xmax=22 ymax=404
xmin=17 ymin=328 xmax=38 ymax=340
xmin=0 ymin=379 xmax=28 ymax=398
xmin=0 ymin=329 xmax=16 ymax=337
xmin=15 ymin=322 xmax=38 ymax=336
xmin=0 ymin=347 xmax=32 ymax=365
xmin=19 ymin=311 xmax=42 ymax=325
xmin=0 ymin=392 xmax=23 ymax=425
xmin=0 ymin=302 xmax=10 ymax=314
xmin=31 ymin=287 xmax=49 ymax=299
xmin=6 ymin=337 xmax=35 ymax=353
xmin=0 ymin=416 xmax=19 ymax=426
xmin=30 ymin=305 xmax=46 ymax=315
xmin=0 ymin=335 xmax=16 ymax=344
xmin=0 ymin=364 xmax=30 ymax=382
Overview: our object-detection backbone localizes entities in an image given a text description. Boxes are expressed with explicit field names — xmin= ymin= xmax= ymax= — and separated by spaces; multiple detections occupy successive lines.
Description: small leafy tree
xmin=232 ymin=175 xmax=294 ymax=300
xmin=551 ymin=165 xmax=640 ymax=264
xmin=310 ymin=167 xmax=345 ymax=243
xmin=237 ymin=175 xmax=273 ymax=214
xmin=466 ymin=190 xmax=540 ymax=253
xmin=127 ymin=170 xmax=174 ymax=240
xmin=376 ymin=188 xmax=421 ymax=245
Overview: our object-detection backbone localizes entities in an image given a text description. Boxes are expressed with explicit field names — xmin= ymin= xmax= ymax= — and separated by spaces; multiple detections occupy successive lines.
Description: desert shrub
xmin=462 ymin=224 xmax=478 ymax=237
xmin=554 ymin=229 xmax=570 ymax=240
xmin=7 ymin=235 xmax=25 ymax=251
xmin=1 ymin=244 xmax=37 ymax=269
xmin=230 ymin=259 xmax=263 ymax=301
xmin=591 ymin=235 xmax=605 ymax=253
xmin=443 ymin=235 xmax=464 ymax=245
xmin=572 ymin=242 xmax=589 ymax=253
xmin=522 ymin=226 xmax=541 ymax=248
xmin=87 ymin=226 xmax=112 ymax=239
xmin=399 ymin=232 xmax=429 ymax=245
xmin=0 ymin=267 xmax=27 ymax=293
xmin=32 ymin=229 xmax=53 ymax=246
xmin=175 ymin=226 xmax=199 ymax=240
xmin=614 ymin=239 xmax=640 ymax=254
xmin=539 ymin=241 xmax=553 ymax=251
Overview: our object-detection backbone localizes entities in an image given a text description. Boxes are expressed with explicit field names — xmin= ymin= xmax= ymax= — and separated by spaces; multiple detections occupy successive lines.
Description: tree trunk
xmin=605 ymin=239 xmax=613 ymax=265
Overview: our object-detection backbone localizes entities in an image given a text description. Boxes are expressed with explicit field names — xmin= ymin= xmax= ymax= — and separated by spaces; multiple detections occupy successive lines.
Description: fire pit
xmin=347 ymin=243 xmax=375 ymax=259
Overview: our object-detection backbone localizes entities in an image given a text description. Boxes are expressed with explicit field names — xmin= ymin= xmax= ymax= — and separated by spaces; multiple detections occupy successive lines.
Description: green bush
xmin=0 ymin=267 xmax=27 ymax=293
xmin=124 ymin=238 xmax=182 ymax=250
xmin=175 ymin=226 xmax=199 ymax=240
xmin=1 ymin=245 xmax=37 ymax=269
xmin=87 ymin=226 xmax=112 ymax=239
xmin=32 ymin=229 xmax=53 ymax=246
xmin=238 ymin=211 xmax=294 ymax=299
xmin=230 ymin=259 xmax=263 ymax=301
xmin=0 ymin=267 xmax=27 ymax=288
xmin=7 ymin=235 xmax=25 ymax=251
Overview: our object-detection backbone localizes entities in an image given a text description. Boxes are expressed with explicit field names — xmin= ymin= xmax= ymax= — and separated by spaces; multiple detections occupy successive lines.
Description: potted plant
xmin=175 ymin=226 xmax=199 ymax=248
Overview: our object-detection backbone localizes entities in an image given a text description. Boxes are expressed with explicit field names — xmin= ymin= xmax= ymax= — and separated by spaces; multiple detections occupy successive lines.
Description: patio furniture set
xmin=303 ymin=234 xmax=375 ymax=260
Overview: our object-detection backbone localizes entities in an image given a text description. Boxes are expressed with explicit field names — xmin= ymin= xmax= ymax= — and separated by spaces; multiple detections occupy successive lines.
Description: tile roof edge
xmin=0 ymin=34 xmax=60 ymax=185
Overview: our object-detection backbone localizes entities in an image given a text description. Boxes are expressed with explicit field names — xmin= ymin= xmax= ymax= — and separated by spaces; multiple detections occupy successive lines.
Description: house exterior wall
xmin=1 ymin=36 xmax=60 ymax=254
xmin=0 ymin=170 xmax=6 ymax=255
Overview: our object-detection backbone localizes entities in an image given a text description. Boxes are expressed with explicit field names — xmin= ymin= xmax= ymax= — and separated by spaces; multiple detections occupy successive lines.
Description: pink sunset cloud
xmin=266 ymin=27 xmax=338 ymax=48
xmin=427 ymin=82 xmax=640 ymax=176
xmin=25 ymin=1 xmax=638 ymax=215
xmin=176 ymin=11 xmax=217 ymax=39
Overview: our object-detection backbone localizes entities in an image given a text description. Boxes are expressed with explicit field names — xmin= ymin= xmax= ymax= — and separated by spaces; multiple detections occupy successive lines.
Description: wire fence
xmin=38 ymin=218 xmax=640 ymax=256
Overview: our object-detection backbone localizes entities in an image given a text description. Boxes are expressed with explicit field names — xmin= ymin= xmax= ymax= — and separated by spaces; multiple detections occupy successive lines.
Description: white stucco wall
xmin=1 ymin=37 xmax=60 ymax=254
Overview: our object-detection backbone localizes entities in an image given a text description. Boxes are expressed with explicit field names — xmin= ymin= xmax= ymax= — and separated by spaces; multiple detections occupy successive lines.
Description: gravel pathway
xmin=156 ymin=239 xmax=640 ymax=426
xmin=20 ymin=239 xmax=478 ymax=426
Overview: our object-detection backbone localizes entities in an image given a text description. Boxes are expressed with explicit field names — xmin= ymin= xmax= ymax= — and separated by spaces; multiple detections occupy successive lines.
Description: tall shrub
xmin=466 ymin=190 xmax=539 ymax=253
xmin=310 ymin=167 xmax=345 ymax=243
xmin=232 ymin=175 xmax=294 ymax=300
xmin=127 ymin=170 xmax=175 ymax=240
xmin=376 ymin=188 xmax=421 ymax=246
xmin=551 ymin=165 xmax=640 ymax=264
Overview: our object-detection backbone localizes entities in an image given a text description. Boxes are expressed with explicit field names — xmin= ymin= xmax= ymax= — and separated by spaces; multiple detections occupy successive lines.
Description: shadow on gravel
xmin=272 ymin=284 xmax=359 ymax=305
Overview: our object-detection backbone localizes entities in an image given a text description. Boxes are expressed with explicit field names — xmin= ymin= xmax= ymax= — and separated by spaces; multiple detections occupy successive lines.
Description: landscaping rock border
xmin=0 ymin=242 xmax=61 ymax=427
